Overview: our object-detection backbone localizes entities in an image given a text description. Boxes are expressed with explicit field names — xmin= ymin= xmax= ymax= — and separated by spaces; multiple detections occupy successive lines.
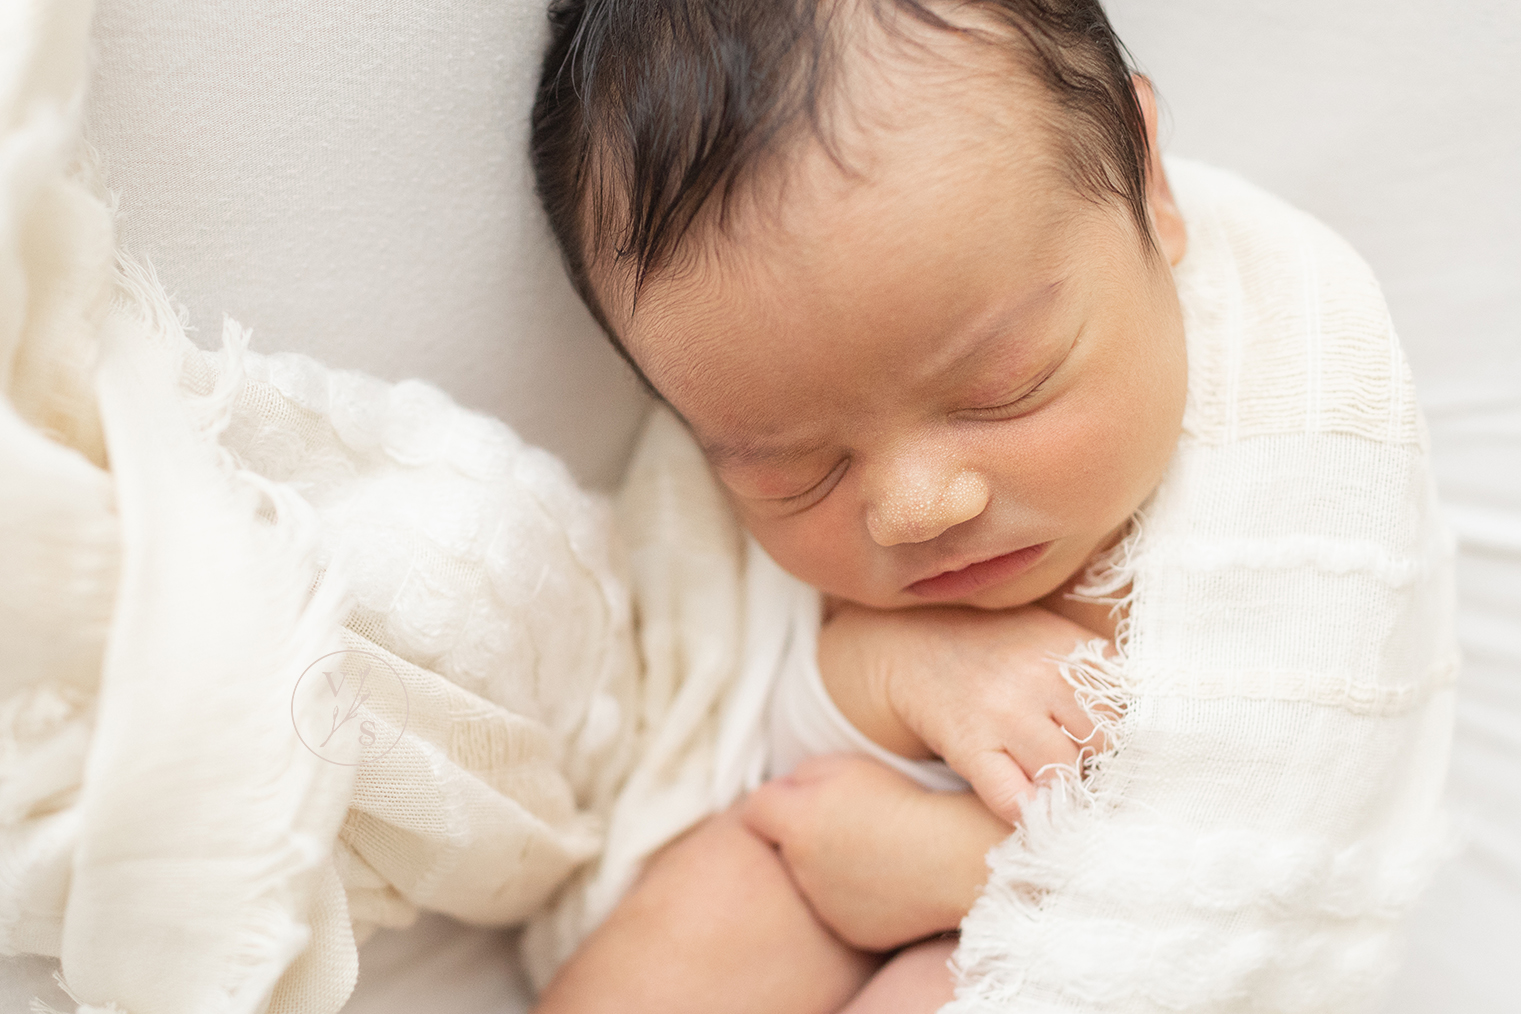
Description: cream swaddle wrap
xmin=942 ymin=159 xmax=1458 ymax=1012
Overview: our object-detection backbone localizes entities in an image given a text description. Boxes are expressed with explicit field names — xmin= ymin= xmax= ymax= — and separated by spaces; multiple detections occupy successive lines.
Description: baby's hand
xmin=741 ymin=753 xmax=1007 ymax=952
xmin=818 ymin=603 xmax=1109 ymax=824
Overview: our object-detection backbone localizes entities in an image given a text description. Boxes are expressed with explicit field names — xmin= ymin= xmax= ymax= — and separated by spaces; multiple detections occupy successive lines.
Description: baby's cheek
xmin=1008 ymin=400 xmax=1134 ymax=519
xmin=742 ymin=499 xmax=879 ymax=603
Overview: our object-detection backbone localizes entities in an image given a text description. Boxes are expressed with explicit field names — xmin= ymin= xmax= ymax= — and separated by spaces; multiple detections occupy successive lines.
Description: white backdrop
xmin=1 ymin=1 xmax=1508 ymax=1011
xmin=83 ymin=0 xmax=650 ymax=490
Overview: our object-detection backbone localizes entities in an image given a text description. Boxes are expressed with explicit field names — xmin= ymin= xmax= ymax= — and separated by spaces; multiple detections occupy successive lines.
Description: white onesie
xmin=759 ymin=546 xmax=971 ymax=793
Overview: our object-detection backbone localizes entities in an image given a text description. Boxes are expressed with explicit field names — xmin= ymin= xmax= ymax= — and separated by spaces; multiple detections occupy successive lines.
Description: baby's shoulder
xmin=1166 ymin=158 xmax=1420 ymax=450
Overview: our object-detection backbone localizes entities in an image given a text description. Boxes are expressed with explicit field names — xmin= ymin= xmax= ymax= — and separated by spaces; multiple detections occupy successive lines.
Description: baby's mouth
xmin=905 ymin=542 xmax=1051 ymax=601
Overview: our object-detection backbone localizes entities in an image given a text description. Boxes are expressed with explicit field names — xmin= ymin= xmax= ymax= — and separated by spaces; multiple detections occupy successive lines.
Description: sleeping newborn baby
xmin=530 ymin=0 xmax=1188 ymax=1010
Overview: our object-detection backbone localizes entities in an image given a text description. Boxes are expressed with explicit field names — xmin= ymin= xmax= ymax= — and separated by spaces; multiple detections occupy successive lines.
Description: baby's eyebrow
xmin=940 ymin=278 xmax=1068 ymax=375
xmin=701 ymin=438 xmax=827 ymax=467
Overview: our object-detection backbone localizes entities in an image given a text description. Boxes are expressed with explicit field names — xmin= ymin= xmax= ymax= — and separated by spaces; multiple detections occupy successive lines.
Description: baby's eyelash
xmin=772 ymin=457 xmax=849 ymax=510
xmin=964 ymin=363 xmax=1060 ymax=418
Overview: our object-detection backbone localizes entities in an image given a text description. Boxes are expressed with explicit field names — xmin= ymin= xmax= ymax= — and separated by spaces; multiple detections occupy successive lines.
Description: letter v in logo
xmin=323 ymin=668 xmax=346 ymax=695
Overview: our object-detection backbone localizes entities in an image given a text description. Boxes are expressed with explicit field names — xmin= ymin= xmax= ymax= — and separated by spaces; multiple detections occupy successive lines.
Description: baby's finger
xmin=1047 ymin=697 xmax=1103 ymax=753
xmin=1049 ymin=694 xmax=1113 ymax=756
xmin=1009 ymin=721 xmax=1085 ymax=785
xmin=740 ymin=778 xmax=798 ymax=846
xmin=958 ymin=748 xmax=1035 ymax=826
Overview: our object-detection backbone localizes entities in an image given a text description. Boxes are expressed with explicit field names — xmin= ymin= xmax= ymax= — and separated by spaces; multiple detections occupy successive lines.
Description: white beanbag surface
xmin=83 ymin=0 xmax=649 ymax=490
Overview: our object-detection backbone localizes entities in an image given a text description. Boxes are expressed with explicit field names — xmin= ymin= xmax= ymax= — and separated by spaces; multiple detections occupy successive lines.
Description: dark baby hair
xmin=530 ymin=0 xmax=1152 ymax=353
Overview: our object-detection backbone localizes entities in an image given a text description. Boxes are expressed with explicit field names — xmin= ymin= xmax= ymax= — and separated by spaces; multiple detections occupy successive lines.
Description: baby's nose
xmin=865 ymin=467 xmax=990 ymax=546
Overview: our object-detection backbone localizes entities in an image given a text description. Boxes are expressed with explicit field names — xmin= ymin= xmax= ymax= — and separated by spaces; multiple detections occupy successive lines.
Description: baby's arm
xmin=534 ymin=758 xmax=994 ymax=1014
xmin=536 ymin=606 xmax=1105 ymax=1014
xmin=743 ymin=753 xmax=1009 ymax=952
xmin=534 ymin=806 xmax=879 ymax=1014
xmin=817 ymin=602 xmax=1109 ymax=823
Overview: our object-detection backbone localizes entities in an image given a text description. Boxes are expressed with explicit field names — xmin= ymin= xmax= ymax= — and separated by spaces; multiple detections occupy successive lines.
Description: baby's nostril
xmin=867 ymin=500 xmax=939 ymax=546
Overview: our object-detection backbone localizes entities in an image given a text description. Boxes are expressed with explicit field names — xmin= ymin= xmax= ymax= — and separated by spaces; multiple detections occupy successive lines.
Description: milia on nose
xmin=865 ymin=467 xmax=990 ymax=547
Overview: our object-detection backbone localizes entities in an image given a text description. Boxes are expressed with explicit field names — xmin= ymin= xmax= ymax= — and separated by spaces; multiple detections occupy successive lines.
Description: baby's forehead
xmin=621 ymin=158 xmax=1091 ymax=434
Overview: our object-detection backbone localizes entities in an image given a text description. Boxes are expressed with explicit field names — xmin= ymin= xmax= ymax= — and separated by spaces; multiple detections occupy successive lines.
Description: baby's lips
xmin=905 ymin=541 xmax=1051 ymax=600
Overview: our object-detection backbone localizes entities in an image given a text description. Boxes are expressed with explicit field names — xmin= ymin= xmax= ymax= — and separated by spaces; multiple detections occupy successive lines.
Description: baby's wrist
xmin=818 ymin=605 xmax=932 ymax=759
xmin=921 ymin=791 xmax=1010 ymax=929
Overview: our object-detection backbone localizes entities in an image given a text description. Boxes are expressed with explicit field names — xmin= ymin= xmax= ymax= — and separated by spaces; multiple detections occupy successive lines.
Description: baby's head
xmin=533 ymin=0 xmax=1188 ymax=611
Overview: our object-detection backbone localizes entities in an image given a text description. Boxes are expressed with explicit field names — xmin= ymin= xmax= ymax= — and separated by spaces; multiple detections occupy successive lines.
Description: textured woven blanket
xmin=943 ymin=157 xmax=1458 ymax=1012
xmin=3 ymin=3 xmax=642 ymax=1009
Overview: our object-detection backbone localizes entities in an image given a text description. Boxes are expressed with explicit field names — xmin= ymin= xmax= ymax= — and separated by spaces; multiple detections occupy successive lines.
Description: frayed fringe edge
xmin=946 ymin=518 xmax=1147 ymax=1004
xmin=1066 ymin=516 xmax=1143 ymax=647
xmin=1048 ymin=516 xmax=1146 ymax=802
xmin=28 ymin=969 xmax=132 ymax=1013
xmin=111 ymin=254 xmax=250 ymax=447
xmin=110 ymin=255 xmax=331 ymax=567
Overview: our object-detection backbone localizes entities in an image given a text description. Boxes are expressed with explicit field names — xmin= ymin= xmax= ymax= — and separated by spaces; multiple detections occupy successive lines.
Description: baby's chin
xmin=832 ymin=584 xmax=1047 ymax=614
xmin=909 ymin=579 xmax=1058 ymax=612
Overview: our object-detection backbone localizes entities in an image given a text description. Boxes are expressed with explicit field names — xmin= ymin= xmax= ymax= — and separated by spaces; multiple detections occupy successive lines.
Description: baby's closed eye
xmin=721 ymin=456 xmax=850 ymax=513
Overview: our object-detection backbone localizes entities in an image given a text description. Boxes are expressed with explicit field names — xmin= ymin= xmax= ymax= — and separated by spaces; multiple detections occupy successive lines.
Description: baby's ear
xmin=1133 ymin=74 xmax=1188 ymax=267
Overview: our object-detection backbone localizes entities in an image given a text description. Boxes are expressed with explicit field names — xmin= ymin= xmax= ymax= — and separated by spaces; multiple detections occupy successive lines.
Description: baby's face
xmin=605 ymin=49 xmax=1188 ymax=611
